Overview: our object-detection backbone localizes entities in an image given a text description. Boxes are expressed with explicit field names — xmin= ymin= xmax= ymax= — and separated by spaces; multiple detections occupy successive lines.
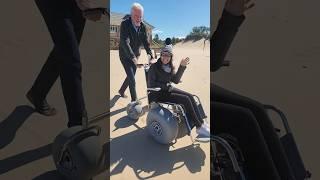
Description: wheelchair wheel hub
xmin=151 ymin=121 xmax=162 ymax=136
xmin=60 ymin=150 xmax=76 ymax=172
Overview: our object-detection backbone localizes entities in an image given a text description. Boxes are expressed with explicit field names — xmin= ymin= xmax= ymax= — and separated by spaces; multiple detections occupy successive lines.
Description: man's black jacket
xmin=119 ymin=16 xmax=153 ymax=61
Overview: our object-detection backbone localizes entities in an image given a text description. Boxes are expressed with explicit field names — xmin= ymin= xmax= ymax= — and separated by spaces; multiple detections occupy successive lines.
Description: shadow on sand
xmin=109 ymin=123 xmax=207 ymax=179
xmin=0 ymin=143 xmax=52 ymax=175
xmin=32 ymin=170 xmax=66 ymax=180
xmin=0 ymin=105 xmax=34 ymax=150
xmin=108 ymin=95 xmax=121 ymax=109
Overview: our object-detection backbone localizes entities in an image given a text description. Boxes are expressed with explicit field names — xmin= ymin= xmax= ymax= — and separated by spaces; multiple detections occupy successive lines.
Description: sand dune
xmin=174 ymin=38 xmax=210 ymax=50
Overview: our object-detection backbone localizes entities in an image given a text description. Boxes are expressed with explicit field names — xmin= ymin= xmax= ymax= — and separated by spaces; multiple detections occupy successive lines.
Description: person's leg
xmin=28 ymin=46 xmax=59 ymax=117
xmin=212 ymin=84 xmax=296 ymax=180
xmin=29 ymin=48 xmax=60 ymax=102
xmin=119 ymin=59 xmax=137 ymax=101
xmin=170 ymin=88 xmax=205 ymax=123
xmin=27 ymin=0 xmax=71 ymax=115
xmin=158 ymin=92 xmax=202 ymax=128
xmin=213 ymin=102 xmax=281 ymax=180
xmin=33 ymin=0 xmax=86 ymax=126
xmin=59 ymin=0 xmax=86 ymax=127
xmin=118 ymin=77 xmax=129 ymax=96
xmin=118 ymin=57 xmax=131 ymax=96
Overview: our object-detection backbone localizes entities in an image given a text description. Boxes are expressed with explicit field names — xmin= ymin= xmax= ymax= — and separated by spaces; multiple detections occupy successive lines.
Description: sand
xmin=109 ymin=40 xmax=210 ymax=180
xmin=213 ymin=0 xmax=320 ymax=179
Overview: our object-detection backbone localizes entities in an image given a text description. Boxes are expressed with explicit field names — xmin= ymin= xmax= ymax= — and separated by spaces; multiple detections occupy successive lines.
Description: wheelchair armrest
xmin=264 ymin=104 xmax=291 ymax=134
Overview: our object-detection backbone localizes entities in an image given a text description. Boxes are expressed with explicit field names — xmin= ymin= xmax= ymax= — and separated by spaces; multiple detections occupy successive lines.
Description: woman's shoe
xmin=203 ymin=121 xmax=210 ymax=129
xmin=196 ymin=123 xmax=210 ymax=138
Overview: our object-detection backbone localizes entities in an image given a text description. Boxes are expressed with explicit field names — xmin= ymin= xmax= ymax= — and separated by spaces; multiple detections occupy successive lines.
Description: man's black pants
xmin=119 ymin=58 xmax=137 ymax=101
xmin=30 ymin=0 xmax=86 ymax=127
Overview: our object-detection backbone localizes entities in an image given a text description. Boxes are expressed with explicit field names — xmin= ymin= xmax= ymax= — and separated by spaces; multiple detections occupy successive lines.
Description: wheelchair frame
xmin=212 ymin=104 xmax=312 ymax=180
xmin=144 ymin=63 xmax=209 ymax=144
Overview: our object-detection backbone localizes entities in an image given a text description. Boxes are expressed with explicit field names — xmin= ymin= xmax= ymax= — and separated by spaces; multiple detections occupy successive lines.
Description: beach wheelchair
xmin=126 ymin=63 xmax=208 ymax=144
xmin=212 ymin=105 xmax=312 ymax=180
xmin=212 ymin=61 xmax=311 ymax=180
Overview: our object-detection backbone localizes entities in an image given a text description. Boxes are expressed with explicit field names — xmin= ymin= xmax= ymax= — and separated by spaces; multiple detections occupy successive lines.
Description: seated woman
xmin=147 ymin=45 xmax=210 ymax=138
xmin=211 ymin=0 xmax=296 ymax=179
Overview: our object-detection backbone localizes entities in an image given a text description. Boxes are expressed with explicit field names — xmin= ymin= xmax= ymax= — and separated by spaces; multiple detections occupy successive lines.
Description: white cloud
xmin=152 ymin=29 xmax=163 ymax=34
xmin=177 ymin=36 xmax=186 ymax=39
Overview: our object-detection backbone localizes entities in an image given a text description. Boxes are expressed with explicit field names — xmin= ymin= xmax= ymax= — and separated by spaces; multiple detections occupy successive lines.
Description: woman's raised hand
xmin=180 ymin=57 xmax=190 ymax=67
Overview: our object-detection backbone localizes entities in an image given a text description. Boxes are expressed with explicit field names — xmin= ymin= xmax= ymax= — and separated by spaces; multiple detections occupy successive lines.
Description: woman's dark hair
xmin=159 ymin=53 xmax=175 ymax=74
xmin=165 ymin=38 xmax=172 ymax=45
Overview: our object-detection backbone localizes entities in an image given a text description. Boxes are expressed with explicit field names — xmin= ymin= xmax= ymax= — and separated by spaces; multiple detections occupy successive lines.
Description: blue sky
xmin=111 ymin=0 xmax=210 ymax=40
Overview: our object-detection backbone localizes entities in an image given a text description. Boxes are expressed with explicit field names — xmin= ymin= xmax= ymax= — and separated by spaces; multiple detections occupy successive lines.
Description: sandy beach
xmin=213 ymin=0 xmax=320 ymax=179
xmin=109 ymin=40 xmax=211 ymax=180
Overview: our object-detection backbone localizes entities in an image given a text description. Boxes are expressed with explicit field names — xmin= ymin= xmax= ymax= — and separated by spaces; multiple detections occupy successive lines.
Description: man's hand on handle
xmin=82 ymin=8 xmax=105 ymax=21
xmin=148 ymin=54 xmax=157 ymax=64
xmin=149 ymin=59 xmax=157 ymax=64
xmin=224 ymin=0 xmax=255 ymax=16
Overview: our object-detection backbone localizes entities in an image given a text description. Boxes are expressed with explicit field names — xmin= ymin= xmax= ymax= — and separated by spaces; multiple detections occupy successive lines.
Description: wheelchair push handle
xmin=147 ymin=87 xmax=161 ymax=92
xmin=136 ymin=63 xmax=149 ymax=68
xmin=136 ymin=57 xmax=157 ymax=68
xmin=136 ymin=61 xmax=156 ymax=68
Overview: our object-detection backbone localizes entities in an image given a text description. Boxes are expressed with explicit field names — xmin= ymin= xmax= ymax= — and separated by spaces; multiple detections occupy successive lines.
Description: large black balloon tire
xmin=126 ymin=101 xmax=144 ymax=120
xmin=146 ymin=104 xmax=179 ymax=144
xmin=52 ymin=126 xmax=105 ymax=180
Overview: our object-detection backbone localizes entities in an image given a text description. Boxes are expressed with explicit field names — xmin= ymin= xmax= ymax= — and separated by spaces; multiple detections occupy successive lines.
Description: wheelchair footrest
xmin=198 ymin=105 xmax=207 ymax=119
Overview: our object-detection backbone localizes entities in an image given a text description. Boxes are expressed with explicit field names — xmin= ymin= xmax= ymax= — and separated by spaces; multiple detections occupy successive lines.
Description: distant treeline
xmin=153 ymin=26 xmax=210 ymax=45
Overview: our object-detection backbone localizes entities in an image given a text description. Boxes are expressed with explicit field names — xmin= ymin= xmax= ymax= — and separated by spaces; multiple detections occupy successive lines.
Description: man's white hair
xmin=131 ymin=2 xmax=144 ymax=14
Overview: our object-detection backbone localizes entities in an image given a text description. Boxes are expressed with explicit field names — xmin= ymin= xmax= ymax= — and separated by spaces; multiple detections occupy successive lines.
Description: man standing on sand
xmin=118 ymin=2 xmax=154 ymax=102
xmin=26 ymin=0 xmax=106 ymax=127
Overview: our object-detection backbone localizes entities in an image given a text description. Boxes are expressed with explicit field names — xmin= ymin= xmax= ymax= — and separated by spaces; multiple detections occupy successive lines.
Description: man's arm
xmin=141 ymin=25 xmax=153 ymax=59
xmin=119 ymin=21 xmax=136 ymax=61
xmin=211 ymin=10 xmax=245 ymax=72
xmin=75 ymin=0 xmax=104 ymax=10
